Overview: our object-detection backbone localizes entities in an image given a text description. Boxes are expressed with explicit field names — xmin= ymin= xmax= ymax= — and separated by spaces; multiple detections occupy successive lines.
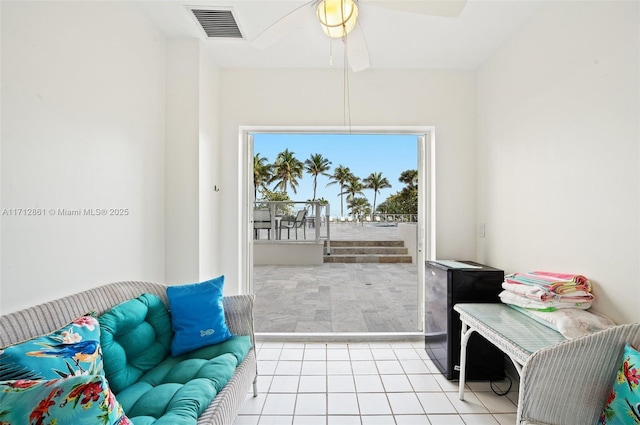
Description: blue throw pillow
xmin=599 ymin=343 xmax=640 ymax=424
xmin=166 ymin=276 xmax=234 ymax=356
xmin=0 ymin=312 xmax=103 ymax=381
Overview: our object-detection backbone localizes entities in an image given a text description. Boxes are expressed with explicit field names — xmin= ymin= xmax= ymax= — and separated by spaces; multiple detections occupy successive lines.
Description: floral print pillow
xmin=0 ymin=374 xmax=130 ymax=425
xmin=0 ymin=313 xmax=103 ymax=381
xmin=599 ymin=343 xmax=640 ymax=424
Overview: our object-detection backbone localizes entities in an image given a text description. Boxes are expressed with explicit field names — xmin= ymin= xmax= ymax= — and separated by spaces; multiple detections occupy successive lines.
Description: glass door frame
xmin=239 ymin=125 xmax=436 ymax=332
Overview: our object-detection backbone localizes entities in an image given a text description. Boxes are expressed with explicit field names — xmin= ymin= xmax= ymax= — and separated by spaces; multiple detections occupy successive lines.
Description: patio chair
xmin=253 ymin=208 xmax=272 ymax=239
xmin=279 ymin=209 xmax=306 ymax=240
xmin=306 ymin=213 xmax=315 ymax=228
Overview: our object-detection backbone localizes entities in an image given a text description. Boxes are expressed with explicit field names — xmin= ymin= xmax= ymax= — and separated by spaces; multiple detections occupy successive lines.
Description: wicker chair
xmin=517 ymin=323 xmax=640 ymax=425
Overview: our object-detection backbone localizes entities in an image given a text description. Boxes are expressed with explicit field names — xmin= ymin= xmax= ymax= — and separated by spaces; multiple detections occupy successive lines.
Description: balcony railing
xmin=328 ymin=213 xmax=418 ymax=224
xmin=253 ymin=200 xmax=332 ymax=254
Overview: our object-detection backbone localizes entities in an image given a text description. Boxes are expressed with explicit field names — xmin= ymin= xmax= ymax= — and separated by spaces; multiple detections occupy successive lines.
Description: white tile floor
xmin=235 ymin=341 xmax=518 ymax=425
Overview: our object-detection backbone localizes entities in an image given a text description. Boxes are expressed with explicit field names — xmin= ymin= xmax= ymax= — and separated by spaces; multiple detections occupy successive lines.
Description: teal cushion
xmin=599 ymin=343 xmax=640 ymax=424
xmin=116 ymin=335 xmax=252 ymax=424
xmin=98 ymin=293 xmax=173 ymax=394
xmin=0 ymin=374 xmax=130 ymax=425
xmin=166 ymin=276 xmax=233 ymax=357
xmin=0 ymin=312 xmax=103 ymax=380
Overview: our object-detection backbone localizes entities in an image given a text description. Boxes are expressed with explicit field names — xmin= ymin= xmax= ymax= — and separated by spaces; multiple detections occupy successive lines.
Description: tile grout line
xmin=244 ymin=341 xmax=517 ymax=425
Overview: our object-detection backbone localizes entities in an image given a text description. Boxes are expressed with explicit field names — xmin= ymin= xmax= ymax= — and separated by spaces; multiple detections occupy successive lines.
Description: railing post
xmin=315 ymin=202 xmax=320 ymax=242
xmin=269 ymin=202 xmax=276 ymax=240
xmin=325 ymin=203 xmax=331 ymax=255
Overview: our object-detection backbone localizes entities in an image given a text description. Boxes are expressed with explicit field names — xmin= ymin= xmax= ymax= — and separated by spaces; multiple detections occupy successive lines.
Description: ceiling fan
xmin=250 ymin=0 xmax=468 ymax=72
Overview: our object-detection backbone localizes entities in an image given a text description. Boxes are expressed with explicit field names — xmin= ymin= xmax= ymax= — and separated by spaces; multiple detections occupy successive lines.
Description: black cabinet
xmin=424 ymin=260 xmax=505 ymax=380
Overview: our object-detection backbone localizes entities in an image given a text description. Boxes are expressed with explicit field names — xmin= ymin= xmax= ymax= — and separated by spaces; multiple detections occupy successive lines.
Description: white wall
xmin=476 ymin=1 xmax=639 ymax=323
xmin=1 ymin=1 xmax=166 ymax=313
xmin=218 ymin=68 xmax=477 ymax=292
xmin=398 ymin=223 xmax=418 ymax=264
xmin=164 ymin=39 xmax=222 ymax=286
xmin=198 ymin=44 xmax=222 ymax=281
xmin=165 ymin=40 xmax=200 ymax=284
xmin=254 ymin=243 xmax=324 ymax=265
xmin=0 ymin=0 xmax=3 ymax=301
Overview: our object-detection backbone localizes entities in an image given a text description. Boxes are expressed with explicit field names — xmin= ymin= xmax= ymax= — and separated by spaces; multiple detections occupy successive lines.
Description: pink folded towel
xmin=504 ymin=271 xmax=592 ymax=295
xmin=499 ymin=290 xmax=594 ymax=311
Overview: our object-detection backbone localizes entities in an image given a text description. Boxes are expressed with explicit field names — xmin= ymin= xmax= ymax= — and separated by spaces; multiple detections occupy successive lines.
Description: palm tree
xmin=304 ymin=153 xmax=332 ymax=201
xmin=347 ymin=196 xmax=371 ymax=221
xmin=269 ymin=149 xmax=304 ymax=194
xmin=340 ymin=177 xmax=365 ymax=215
xmin=363 ymin=171 xmax=391 ymax=213
xmin=253 ymin=153 xmax=273 ymax=199
xmin=326 ymin=165 xmax=354 ymax=217
xmin=399 ymin=169 xmax=418 ymax=190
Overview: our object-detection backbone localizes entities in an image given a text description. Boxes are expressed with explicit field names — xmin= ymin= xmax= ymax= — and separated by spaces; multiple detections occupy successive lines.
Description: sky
xmin=253 ymin=133 xmax=418 ymax=216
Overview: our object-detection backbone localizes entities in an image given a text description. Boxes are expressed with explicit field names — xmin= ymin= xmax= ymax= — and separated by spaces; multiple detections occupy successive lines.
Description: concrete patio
xmin=253 ymin=223 xmax=421 ymax=334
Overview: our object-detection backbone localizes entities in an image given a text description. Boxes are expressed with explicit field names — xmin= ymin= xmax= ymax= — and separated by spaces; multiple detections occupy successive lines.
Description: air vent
xmin=190 ymin=8 xmax=243 ymax=39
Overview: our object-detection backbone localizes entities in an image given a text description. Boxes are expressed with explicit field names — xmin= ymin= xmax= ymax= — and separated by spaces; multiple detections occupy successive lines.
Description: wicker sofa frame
xmin=518 ymin=322 xmax=640 ymax=425
xmin=0 ymin=281 xmax=258 ymax=425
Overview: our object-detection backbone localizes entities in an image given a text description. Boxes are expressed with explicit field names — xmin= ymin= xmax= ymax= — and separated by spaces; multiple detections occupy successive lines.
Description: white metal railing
xmin=371 ymin=213 xmax=418 ymax=223
xmin=252 ymin=201 xmax=331 ymax=254
xmin=327 ymin=213 xmax=418 ymax=224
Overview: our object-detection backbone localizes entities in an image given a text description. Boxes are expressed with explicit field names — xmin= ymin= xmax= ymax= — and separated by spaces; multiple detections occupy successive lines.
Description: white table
xmin=453 ymin=303 xmax=565 ymax=400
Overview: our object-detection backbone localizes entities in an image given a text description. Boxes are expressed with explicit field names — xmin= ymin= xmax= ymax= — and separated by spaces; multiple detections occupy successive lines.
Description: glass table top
xmin=455 ymin=303 xmax=566 ymax=355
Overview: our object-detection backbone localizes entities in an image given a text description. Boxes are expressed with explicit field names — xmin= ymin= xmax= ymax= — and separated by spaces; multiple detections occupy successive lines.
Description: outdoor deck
xmin=253 ymin=223 xmax=420 ymax=334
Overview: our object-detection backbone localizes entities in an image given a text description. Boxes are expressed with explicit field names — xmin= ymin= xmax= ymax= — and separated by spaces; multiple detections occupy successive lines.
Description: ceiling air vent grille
xmin=190 ymin=9 xmax=243 ymax=39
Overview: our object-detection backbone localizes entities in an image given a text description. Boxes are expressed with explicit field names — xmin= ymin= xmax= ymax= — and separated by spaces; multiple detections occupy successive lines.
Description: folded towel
xmin=502 ymin=282 xmax=593 ymax=301
xmin=504 ymin=271 xmax=591 ymax=295
xmin=502 ymin=281 xmax=554 ymax=301
xmin=499 ymin=290 xmax=593 ymax=311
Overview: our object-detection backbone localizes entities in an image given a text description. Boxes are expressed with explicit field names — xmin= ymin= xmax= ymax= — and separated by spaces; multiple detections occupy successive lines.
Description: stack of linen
xmin=499 ymin=271 xmax=616 ymax=339
xmin=499 ymin=271 xmax=594 ymax=311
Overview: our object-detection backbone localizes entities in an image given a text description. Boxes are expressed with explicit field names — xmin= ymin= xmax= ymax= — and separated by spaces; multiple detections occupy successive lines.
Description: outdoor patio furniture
xmin=306 ymin=214 xmax=315 ymax=228
xmin=306 ymin=213 xmax=324 ymax=228
xmin=253 ymin=208 xmax=272 ymax=239
xmin=279 ymin=209 xmax=306 ymax=240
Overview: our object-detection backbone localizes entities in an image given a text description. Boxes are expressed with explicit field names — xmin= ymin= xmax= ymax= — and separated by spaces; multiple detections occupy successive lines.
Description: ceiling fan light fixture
xmin=317 ymin=0 xmax=358 ymax=38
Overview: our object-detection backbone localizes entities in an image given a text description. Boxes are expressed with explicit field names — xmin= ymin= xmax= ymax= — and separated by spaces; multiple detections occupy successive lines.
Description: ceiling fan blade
xmin=250 ymin=1 xmax=317 ymax=50
xmin=366 ymin=0 xmax=467 ymax=17
xmin=346 ymin=22 xmax=370 ymax=72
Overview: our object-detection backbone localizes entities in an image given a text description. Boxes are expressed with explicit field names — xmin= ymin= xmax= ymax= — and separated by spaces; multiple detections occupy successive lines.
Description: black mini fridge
xmin=424 ymin=260 xmax=505 ymax=380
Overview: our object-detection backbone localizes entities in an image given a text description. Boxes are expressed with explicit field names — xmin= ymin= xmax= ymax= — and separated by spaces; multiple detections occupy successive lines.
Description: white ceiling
xmin=137 ymin=0 xmax=542 ymax=70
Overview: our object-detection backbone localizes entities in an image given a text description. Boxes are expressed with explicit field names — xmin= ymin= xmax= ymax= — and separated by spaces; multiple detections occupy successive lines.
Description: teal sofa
xmin=0 ymin=281 xmax=258 ymax=425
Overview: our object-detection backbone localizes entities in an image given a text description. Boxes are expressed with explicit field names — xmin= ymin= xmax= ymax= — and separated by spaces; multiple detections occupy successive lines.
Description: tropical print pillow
xmin=599 ymin=343 xmax=640 ymax=424
xmin=0 ymin=374 xmax=130 ymax=425
xmin=0 ymin=313 xmax=103 ymax=381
